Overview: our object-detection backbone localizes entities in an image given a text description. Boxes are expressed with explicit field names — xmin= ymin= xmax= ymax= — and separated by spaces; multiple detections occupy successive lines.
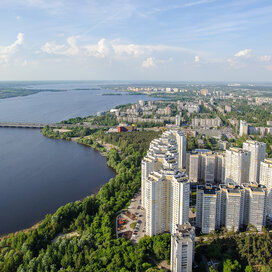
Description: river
xmin=0 ymin=81 xmax=152 ymax=235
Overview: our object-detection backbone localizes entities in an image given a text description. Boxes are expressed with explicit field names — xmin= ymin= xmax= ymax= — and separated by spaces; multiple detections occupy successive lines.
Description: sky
xmin=0 ymin=0 xmax=272 ymax=82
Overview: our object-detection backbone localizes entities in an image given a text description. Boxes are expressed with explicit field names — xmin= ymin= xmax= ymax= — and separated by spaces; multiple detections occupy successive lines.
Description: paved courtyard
xmin=116 ymin=189 xmax=146 ymax=243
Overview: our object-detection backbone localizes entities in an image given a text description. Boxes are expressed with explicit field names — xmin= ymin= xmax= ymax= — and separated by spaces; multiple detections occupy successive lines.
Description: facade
xmin=196 ymin=184 xmax=221 ymax=234
xmin=142 ymin=130 xmax=190 ymax=236
xmin=225 ymin=147 xmax=250 ymax=185
xmin=176 ymin=115 xmax=181 ymax=127
xmin=176 ymin=131 xmax=187 ymax=170
xmin=219 ymin=183 xmax=244 ymax=231
xmin=196 ymin=182 xmax=267 ymax=233
xmin=191 ymin=117 xmax=222 ymax=128
xmin=243 ymin=140 xmax=266 ymax=183
xmin=171 ymin=223 xmax=195 ymax=272
xmin=260 ymin=159 xmax=272 ymax=219
xmin=239 ymin=120 xmax=248 ymax=136
xmin=141 ymin=156 xmax=155 ymax=208
xmin=187 ymin=151 xmax=225 ymax=183
xmin=145 ymin=171 xmax=190 ymax=236
xmin=243 ymin=183 xmax=267 ymax=231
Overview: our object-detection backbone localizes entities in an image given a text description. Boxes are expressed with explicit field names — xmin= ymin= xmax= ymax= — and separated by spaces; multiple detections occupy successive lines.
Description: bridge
xmin=0 ymin=122 xmax=103 ymax=129
xmin=0 ymin=122 xmax=63 ymax=129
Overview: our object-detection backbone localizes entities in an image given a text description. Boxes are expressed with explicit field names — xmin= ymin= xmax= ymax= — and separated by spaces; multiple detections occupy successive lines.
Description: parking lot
xmin=116 ymin=189 xmax=146 ymax=243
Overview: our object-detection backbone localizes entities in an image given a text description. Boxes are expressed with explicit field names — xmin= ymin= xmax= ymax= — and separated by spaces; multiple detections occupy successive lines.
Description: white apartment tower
xmin=145 ymin=171 xmax=190 ymax=236
xmin=171 ymin=223 xmax=195 ymax=272
xmin=187 ymin=151 xmax=225 ymax=184
xmin=141 ymin=156 xmax=155 ymax=208
xmin=225 ymin=147 xmax=250 ymax=185
xmin=243 ymin=140 xmax=266 ymax=183
xmin=243 ymin=183 xmax=267 ymax=231
xmin=196 ymin=184 xmax=221 ymax=234
xmin=175 ymin=131 xmax=187 ymax=170
xmin=260 ymin=159 xmax=272 ymax=219
xmin=239 ymin=120 xmax=248 ymax=136
xmin=219 ymin=183 xmax=244 ymax=231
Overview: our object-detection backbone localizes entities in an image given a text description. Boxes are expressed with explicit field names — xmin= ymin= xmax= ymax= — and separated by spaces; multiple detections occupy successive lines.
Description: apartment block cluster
xmin=141 ymin=132 xmax=271 ymax=271
xmin=114 ymin=100 xmax=176 ymax=124
xmin=127 ymin=86 xmax=188 ymax=94
xmin=193 ymin=140 xmax=272 ymax=234
xmin=141 ymin=130 xmax=195 ymax=272
xmin=240 ymin=120 xmax=272 ymax=137
xmin=191 ymin=116 xmax=222 ymax=128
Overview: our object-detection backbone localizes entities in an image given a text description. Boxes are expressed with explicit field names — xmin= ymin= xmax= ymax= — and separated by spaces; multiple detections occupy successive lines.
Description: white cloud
xmin=234 ymin=48 xmax=251 ymax=57
xmin=41 ymin=36 xmax=79 ymax=56
xmin=259 ymin=55 xmax=271 ymax=62
xmin=142 ymin=57 xmax=156 ymax=68
xmin=113 ymin=43 xmax=197 ymax=57
xmin=41 ymin=37 xmax=199 ymax=61
xmin=194 ymin=55 xmax=200 ymax=63
xmin=84 ymin=38 xmax=113 ymax=58
xmin=183 ymin=0 xmax=215 ymax=8
xmin=0 ymin=33 xmax=24 ymax=62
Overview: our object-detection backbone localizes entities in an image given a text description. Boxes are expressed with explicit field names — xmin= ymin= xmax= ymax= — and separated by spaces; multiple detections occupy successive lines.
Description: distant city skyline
xmin=0 ymin=0 xmax=272 ymax=81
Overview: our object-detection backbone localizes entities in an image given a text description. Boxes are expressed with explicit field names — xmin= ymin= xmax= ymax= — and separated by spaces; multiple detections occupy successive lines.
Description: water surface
xmin=0 ymin=82 xmax=153 ymax=235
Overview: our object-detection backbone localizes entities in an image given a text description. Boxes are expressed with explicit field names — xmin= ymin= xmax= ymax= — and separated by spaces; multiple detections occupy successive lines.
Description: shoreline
xmin=0 ymin=132 xmax=117 ymax=239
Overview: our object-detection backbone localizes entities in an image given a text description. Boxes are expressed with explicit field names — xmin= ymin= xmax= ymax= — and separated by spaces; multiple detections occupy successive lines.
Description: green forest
xmin=2 ymin=126 xmax=272 ymax=271
xmin=0 ymin=130 xmax=170 ymax=272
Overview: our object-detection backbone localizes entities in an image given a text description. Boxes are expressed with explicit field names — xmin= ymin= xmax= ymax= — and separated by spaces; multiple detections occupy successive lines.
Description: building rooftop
xmin=198 ymin=184 xmax=220 ymax=194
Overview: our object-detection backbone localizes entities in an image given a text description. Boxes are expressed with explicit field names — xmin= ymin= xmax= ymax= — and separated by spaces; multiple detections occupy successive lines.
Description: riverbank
xmin=0 ymin=127 xmax=165 ymax=271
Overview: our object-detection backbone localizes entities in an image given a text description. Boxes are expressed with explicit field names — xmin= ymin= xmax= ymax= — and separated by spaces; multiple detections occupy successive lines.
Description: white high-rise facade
xmin=225 ymin=147 xmax=250 ymax=185
xmin=239 ymin=120 xmax=248 ymax=136
xmin=176 ymin=131 xmax=187 ymax=170
xmin=196 ymin=182 xmax=267 ymax=233
xmin=145 ymin=171 xmax=190 ymax=236
xmin=141 ymin=156 xmax=155 ymax=208
xmin=260 ymin=159 xmax=272 ymax=219
xmin=171 ymin=223 xmax=195 ymax=272
xmin=243 ymin=140 xmax=266 ymax=183
xmin=142 ymin=130 xmax=190 ymax=237
xmin=196 ymin=184 xmax=221 ymax=234
xmin=243 ymin=183 xmax=267 ymax=231
xmin=219 ymin=183 xmax=244 ymax=231
xmin=187 ymin=150 xmax=225 ymax=183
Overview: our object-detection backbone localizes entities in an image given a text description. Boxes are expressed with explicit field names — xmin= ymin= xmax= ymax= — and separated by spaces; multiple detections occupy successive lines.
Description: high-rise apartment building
xmin=243 ymin=140 xmax=266 ymax=183
xmin=171 ymin=223 xmax=195 ymax=272
xmin=187 ymin=150 xmax=225 ymax=183
xmin=219 ymin=183 xmax=244 ymax=231
xmin=225 ymin=147 xmax=250 ymax=185
xmin=143 ymin=130 xmax=190 ymax=236
xmin=260 ymin=159 xmax=272 ymax=219
xmin=145 ymin=171 xmax=190 ymax=236
xmin=176 ymin=131 xmax=187 ymax=170
xmin=243 ymin=183 xmax=267 ymax=231
xmin=196 ymin=184 xmax=221 ymax=234
xmin=141 ymin=156 xmax=155 ymax=208
xmin=196 ymin=182 xmax=267 ymax=233
xmin=239 ymin=120 xmax=248 ymax=136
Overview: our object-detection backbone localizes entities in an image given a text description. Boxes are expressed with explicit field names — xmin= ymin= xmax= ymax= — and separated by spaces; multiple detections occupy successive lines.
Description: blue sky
xmin=0 ymin=0 xmax=272 ymax=81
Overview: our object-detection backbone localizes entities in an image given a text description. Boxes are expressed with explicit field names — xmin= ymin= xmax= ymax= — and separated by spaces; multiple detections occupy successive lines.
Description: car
xmin=135 ymin=212 xmax=139 ymax=215
xmin=139 ymin=214 xmax=142 ymax=217
xmin=137 ymin=220 xmax=142 ymax=223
